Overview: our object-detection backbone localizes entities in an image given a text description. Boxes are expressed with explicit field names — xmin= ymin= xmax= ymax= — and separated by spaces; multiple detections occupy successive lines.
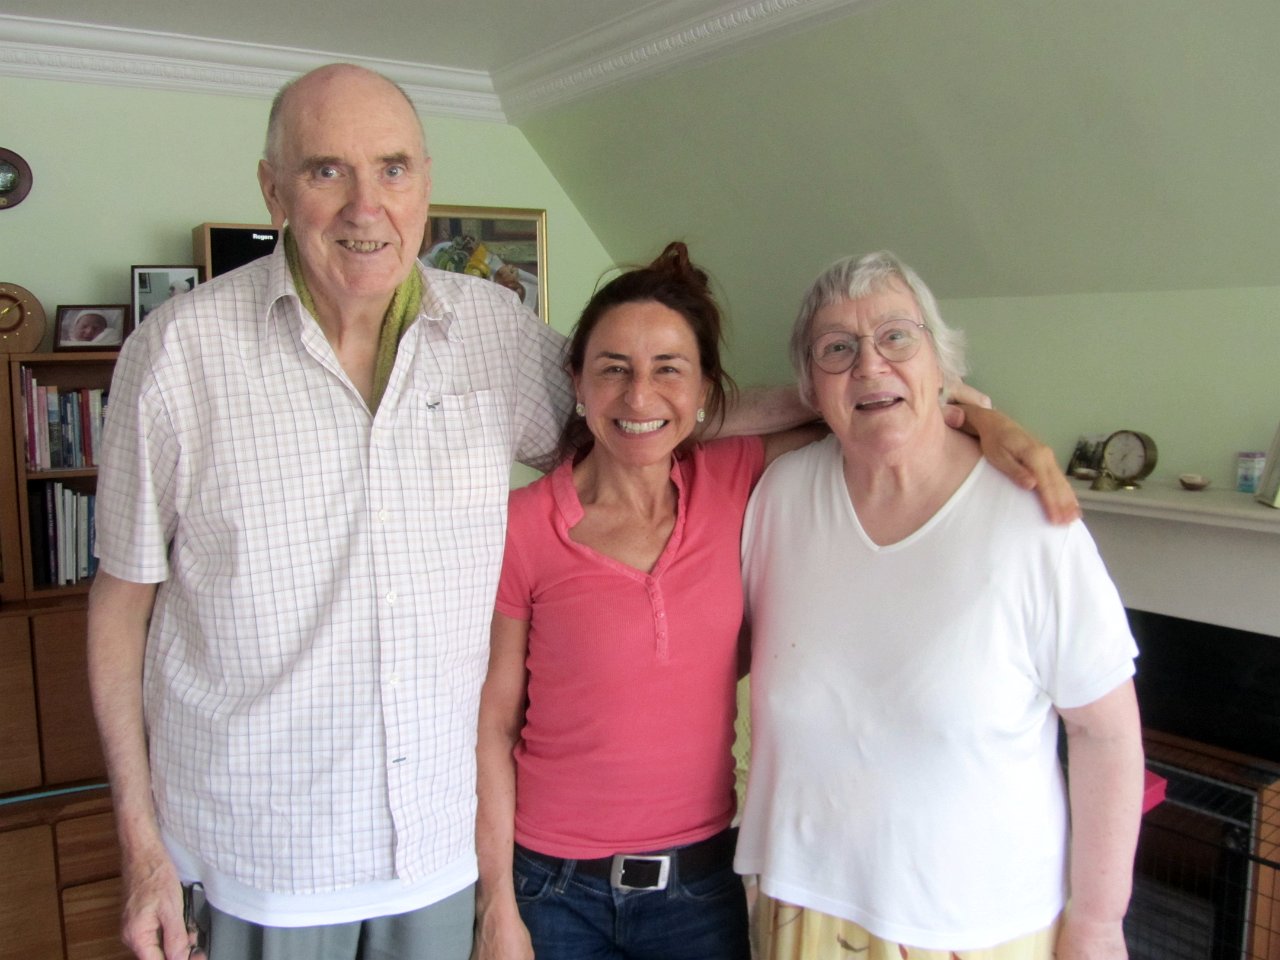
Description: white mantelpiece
xmin=1074 ymin=478 xmax=1280 ymax=637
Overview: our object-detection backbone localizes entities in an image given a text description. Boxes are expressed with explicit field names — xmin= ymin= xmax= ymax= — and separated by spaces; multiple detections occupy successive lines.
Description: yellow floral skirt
xmin=753 ymin=894 xmax=1060 ymax=960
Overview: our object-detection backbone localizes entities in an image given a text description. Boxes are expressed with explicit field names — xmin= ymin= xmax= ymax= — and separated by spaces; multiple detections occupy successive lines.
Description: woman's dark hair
xmin=557 ymin=241 xmax=737 ymax=460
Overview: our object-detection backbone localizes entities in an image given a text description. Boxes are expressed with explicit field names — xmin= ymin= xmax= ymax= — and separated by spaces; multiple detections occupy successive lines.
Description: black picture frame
xmin=130 ymin=265 xmax=203 ymax=331
xmin=54 ymin=304 xmax=129 ymax=351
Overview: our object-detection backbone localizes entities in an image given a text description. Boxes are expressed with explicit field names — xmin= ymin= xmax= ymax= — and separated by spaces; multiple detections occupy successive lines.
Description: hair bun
xmin=650 ymin=241 xmax=709 ymax=290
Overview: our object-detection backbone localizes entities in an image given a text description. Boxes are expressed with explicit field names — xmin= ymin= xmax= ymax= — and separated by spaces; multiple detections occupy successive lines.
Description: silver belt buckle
xmin=609 ymin=853 xmax=671 ymax=890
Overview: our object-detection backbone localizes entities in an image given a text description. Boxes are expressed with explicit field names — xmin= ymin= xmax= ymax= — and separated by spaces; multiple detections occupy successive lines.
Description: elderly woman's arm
xmin=1057 ymin=680 xmax=1144 ymax=960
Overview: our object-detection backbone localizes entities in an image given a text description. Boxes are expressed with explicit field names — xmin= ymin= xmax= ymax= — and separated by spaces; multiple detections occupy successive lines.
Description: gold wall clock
xmin=0 ymin=148 xmax=33 ymax=209
xmin=0 ymin=282 xmax=48 ymax=353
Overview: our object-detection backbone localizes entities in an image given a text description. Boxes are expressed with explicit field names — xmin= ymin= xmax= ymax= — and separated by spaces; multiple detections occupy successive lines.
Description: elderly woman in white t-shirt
xmin=735 ymin=251 xmax=1145 ymax=960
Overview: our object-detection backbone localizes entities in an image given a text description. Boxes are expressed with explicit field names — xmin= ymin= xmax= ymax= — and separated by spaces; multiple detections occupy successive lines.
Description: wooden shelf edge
xmin=8 ymin=352 xmax=120 ymax=364
xmin=0 ymin=784 xmax=111 ymax=833
xmin=0 ymin=594 xmax=90 ymax=618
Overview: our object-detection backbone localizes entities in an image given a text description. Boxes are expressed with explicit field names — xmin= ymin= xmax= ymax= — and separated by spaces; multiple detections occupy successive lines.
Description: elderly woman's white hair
xmin=789 ymin=251 xmax=968 ymax=408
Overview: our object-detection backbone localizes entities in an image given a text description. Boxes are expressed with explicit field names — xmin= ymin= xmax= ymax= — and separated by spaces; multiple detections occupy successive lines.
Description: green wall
xmin=518 ymin=0 xmax=1280 ymax=489
xmin=947 ymin=286 xmax=1280 ymax=486
xmin=0 ymin=75 xmax=613 ymax=343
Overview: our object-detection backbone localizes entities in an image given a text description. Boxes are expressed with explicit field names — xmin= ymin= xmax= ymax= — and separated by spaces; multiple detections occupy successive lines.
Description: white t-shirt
xmin=735 ymin=437 xmax=1136 ymax=951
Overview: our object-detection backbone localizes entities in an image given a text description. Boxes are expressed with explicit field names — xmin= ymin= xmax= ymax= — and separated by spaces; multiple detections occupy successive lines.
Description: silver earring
xmin=696 ymin=408 xmax=706 ymax=423
xmin=575 ymin=402 xmax=586 ymax=417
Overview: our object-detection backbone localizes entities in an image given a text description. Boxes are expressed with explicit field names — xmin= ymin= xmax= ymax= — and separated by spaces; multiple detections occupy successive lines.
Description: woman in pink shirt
xmin=473 ymin=243 xmax=1075 ymax=960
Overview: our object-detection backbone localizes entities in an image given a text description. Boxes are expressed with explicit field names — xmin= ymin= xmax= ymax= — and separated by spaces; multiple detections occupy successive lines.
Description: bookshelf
xmin=9 ymin=352 xmax=116 ymax=599
xmin=2 ymin=350 xmax=122 ymax=959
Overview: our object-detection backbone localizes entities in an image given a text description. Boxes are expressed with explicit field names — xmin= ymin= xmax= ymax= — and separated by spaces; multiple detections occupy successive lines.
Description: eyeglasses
xmin=809 ymin=318 xmax=927 ymax=374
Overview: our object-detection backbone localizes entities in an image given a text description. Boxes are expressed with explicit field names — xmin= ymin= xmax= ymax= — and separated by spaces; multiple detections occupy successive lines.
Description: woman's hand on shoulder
xmin=952 ymin=404 xmax=1080 ymax=524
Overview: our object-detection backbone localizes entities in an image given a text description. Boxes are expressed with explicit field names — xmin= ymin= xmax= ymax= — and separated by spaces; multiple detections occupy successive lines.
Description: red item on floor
xmin=1142 ymin=769 xmax=1167 ymax=814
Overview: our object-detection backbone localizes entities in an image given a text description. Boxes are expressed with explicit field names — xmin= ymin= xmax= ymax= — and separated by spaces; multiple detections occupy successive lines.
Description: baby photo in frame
xmin=55 ymin=304 xmax=129 ymax=350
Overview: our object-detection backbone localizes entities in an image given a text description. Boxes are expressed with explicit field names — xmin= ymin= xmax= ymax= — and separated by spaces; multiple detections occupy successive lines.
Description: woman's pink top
xmin=496 ymin=436 xmax=766 ymax=858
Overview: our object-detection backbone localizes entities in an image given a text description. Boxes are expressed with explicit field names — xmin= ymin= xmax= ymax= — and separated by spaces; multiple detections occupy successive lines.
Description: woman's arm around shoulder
xmin=474 ymin=611 xmax=536 ymax=960
xmin=711 ymin=386 xmax=818 ymax=439
xmin=760 ymin=423 xmax=830 ymax=469
xmin=957 ymin=402 xmax=1080 ymax=525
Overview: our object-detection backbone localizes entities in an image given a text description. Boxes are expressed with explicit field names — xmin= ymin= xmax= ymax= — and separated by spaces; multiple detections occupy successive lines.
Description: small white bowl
xmin=1178 ymin=473 xmax=1211 ymax=491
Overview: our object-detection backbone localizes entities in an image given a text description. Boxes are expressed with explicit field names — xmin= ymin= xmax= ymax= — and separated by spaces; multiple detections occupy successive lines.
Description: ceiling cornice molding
xmin=496 ymin=0 xmax=870 ymax=121
xmin=0 ymin=2 xmax=872 ymax=125
xmin=0 ymin=14 xmax=507 ymax=123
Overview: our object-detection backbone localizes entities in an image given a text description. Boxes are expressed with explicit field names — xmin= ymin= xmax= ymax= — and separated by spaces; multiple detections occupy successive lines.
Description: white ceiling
xmin=0 ymin=0 xmax=867 ymax=120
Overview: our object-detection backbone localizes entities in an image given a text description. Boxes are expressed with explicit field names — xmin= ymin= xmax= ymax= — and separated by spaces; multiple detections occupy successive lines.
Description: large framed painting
xmin=421 ymin=205 xmax=547 ymax=320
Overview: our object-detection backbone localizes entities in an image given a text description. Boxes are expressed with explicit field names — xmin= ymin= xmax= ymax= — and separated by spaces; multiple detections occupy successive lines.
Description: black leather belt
xmin=515 ymin=827 xmax=737 ymax=891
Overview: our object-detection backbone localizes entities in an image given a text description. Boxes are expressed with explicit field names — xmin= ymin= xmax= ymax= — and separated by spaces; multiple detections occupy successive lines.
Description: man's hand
xmin=119 ymin=849 xmax=198 ymax=959
xmin=954 ymin=404 xmax=1081 ymax=524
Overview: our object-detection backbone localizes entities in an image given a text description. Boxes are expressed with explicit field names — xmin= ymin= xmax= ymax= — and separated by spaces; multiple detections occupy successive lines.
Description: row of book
xmin=19 ymin=369 xmax=108 ymax=471
xmin=28 ymin=481 xmax=98 ymax=587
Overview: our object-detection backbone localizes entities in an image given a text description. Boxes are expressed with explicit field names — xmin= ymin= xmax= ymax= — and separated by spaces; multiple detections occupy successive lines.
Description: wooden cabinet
xmin=0 ymin=600 xmax=116 ymax=959
xmin=0 ymin=601 xmax=105 ymax=793
xmin=63 ymin=877 xmax=129 ymax=960
xmin=0 ymin=613 xmax=41 ymax=793
xmin=0 ymin=791 xmax=127 ymax=960
xmin=2 ymin=352 xmax=122 ymax=959
xmin=0 ymin=825 xmax=63 ymax=960
xmin=58 ymin=812 xmax=127 ymax=960
xmin=34 ymin=607 xmax=106 ymax=785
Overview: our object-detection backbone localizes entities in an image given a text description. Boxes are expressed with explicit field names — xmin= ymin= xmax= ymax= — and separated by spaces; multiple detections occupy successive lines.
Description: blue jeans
xmin=513 ymin=844 xmax=750 ymax=960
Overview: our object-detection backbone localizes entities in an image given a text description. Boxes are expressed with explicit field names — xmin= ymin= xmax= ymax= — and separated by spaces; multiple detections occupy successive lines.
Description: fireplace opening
xmin=1122 ymin=610 xmax=1280 ymax=959
xmin=1128 ymin=608 xmax=1280 ymax=766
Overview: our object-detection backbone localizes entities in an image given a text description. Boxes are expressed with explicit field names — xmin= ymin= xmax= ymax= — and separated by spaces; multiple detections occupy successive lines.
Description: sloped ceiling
xmin=520 ymin=0 xmax=1280 ymax=315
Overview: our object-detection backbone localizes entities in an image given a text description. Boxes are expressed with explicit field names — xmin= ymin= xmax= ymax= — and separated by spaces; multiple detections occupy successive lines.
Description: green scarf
xmin=284 ymin=228 xmax=422 ymax=412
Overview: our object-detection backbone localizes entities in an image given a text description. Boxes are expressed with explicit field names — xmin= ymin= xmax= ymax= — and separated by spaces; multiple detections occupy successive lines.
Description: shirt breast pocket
xmin=404 ymin=387 xmax=511 ymax=515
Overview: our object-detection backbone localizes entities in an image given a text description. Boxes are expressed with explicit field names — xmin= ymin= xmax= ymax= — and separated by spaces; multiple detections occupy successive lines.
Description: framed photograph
xmin=131 ymin=265 xmax=203 ymax=330
xmin=1066 ymin=433 xmax=1107 ymax=479
xmin=54 ymin=304 xmax=129 ymax=350
xmin=420 ymin=205 xmax=547 ymax=319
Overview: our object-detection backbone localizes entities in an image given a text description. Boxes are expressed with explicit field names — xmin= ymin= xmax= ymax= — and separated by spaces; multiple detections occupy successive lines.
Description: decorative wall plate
xmin=0 ymin=149 xmax=33 ymax=210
